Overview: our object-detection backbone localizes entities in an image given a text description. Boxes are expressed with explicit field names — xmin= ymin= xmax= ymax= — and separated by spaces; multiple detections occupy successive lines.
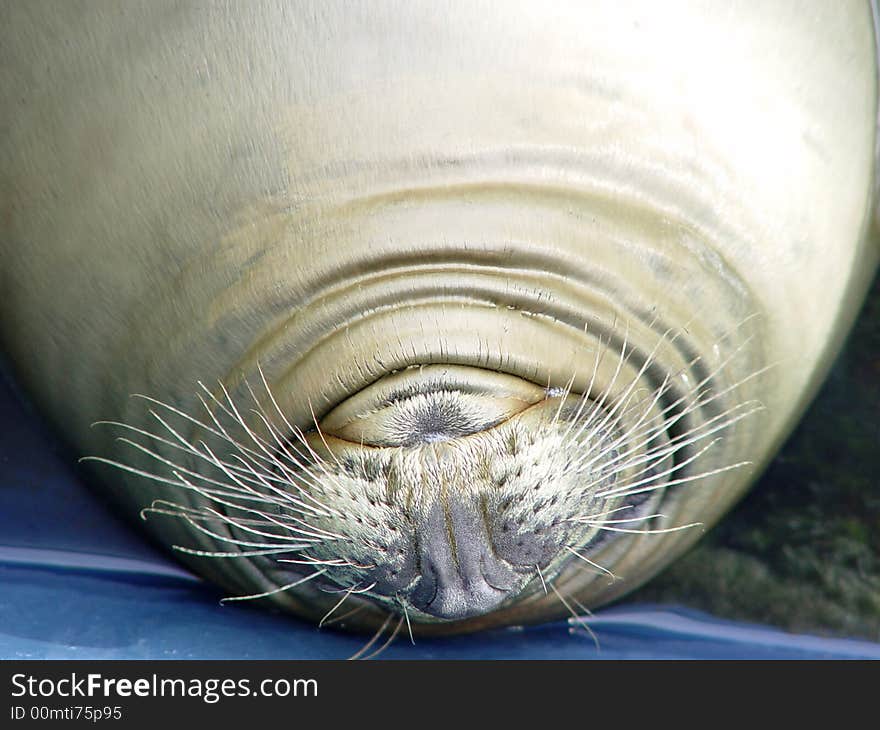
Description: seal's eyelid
xmin=318 ymin=364 xmax=548 ymax=446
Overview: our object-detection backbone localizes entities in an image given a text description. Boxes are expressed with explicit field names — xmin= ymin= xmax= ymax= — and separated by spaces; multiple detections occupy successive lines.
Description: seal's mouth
xmin=258 ymin=363 xmax=669 ymax=622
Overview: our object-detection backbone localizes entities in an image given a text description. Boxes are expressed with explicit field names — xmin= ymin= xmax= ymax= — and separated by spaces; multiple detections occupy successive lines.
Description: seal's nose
xmin=407 ymin=500 xmax=519 ymax=620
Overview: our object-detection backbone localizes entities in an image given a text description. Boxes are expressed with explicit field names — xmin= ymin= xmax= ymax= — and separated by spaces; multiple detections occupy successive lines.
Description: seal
xmin=1 ymin=1 xmax=878 ymax=636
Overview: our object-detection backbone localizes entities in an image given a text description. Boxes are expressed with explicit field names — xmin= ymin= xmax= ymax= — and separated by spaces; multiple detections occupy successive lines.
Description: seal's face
xmin=121 ymin=311 xmax=759 ymax=633
xmin=278 ymin=364 xmax=644 ymax=622
xmin=189 ymin=363 xmax=671 ymax=624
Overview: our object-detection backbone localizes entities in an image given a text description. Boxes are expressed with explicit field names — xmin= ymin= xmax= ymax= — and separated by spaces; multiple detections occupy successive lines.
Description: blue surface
xmin=2 ymin=366 xmax=880 ymax=660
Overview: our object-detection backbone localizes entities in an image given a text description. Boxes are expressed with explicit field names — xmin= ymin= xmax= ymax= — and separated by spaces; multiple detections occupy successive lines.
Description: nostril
xmin=397 ymin=499 xmax=523 ymax=620
xmin=411 ymin=560 xmax=514 ymax=620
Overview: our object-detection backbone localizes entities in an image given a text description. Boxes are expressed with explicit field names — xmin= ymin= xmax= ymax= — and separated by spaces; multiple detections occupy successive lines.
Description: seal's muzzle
xmin=292 ymin=364 xmax=660 ymax=623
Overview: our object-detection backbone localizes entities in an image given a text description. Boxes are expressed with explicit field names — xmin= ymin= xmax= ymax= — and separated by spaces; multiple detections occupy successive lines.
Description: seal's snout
xmin=347 ymin=494 xmax=533 ymax=620
xmin=300 ymin=364 xmax=613 ymax=623
xmin=357 ymin=486 xmax=569 ymax=621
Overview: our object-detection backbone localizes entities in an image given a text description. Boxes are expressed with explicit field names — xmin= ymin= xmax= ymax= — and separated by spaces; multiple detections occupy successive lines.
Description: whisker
xmin=564 ymin=546 xmax=617 ymax=581
xmin=536 ymin=564 xmax=548 ymax=596
xmin=189 ymin=385 xmax=330 ymax=507
xmin=159 ymin=469 xmax=336 ymax=544
xmin=548 ymin=580 xmax=600 ymax=651
xmin=319 ymin=583 xmax=361 ymax=627
xmin=578 ymin=521 xmax=703 ymax=535
xmin=596 ymin=459 xmax=752 ymax=501
xmin=401 ymin=602 xmax=415 ymax=645
xmin=220 ymin=568 xmax=328 ymax=603
xmin=361 ymin=616 xmax=404 ymax=660
xmin=171 ymin=546 xmax=308 ymax=559
xmin=567 ymin=320 xmax=679 ymax=448
xmin=144 ymin=499 xmax=327 ymax=550
xmin=321 ymin=604 xmax=367 ymax=628
xmin=348 ymin=613 xmax=394 ymax=661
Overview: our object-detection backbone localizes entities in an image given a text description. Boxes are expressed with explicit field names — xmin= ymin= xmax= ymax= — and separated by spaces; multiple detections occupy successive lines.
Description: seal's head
xmin=1 ymin=0 xmax=874 ymax=644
